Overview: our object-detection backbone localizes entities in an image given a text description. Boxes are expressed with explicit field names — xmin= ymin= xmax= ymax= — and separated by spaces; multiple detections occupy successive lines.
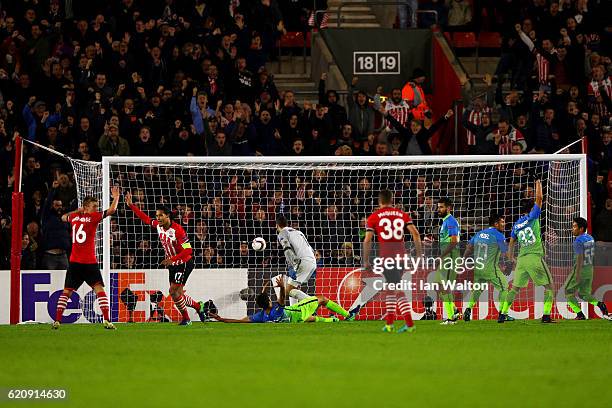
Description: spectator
xmin=21 ymin=232 xmax=37 ymax=270
xmin=381 ymin=106 xmax=454 ymax=155
xmin=39 ymin=181 xmax=70 ymax=270
xmin=447 ymin=0 xmax=472 ymax=30
xmin=486 ymin=118 xmax=527 ymax=154
xmin=98 ymin=124 xmax=130 ymax=156
xmin=319 ymin=73 xmax=347 ymax=137
xmin=347 ymin=76 xmax=375 ymax=142
xmin=336 ymin=242 xmax=361 ymax=265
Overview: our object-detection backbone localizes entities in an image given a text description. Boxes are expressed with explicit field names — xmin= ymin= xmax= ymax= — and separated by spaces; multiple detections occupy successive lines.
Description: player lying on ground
xmin=565 ymin=217 xmax=610 ymax=320
xmin=502 ymin=179 xmax=555 ymax=323
xmin=210 ymin=276 xmax=351 ymax=323
xmin=53 ymin=187 xmax=120 ymax=330
xmin=462 ymin=213 xmax=513 ymax=322
xmin=436 ymin=197 xmax=461 ymax=325
xmin=363 ymin=189 xmax=422 ymax=333
xmin=125 ymin=192 xmax=207 ymax=325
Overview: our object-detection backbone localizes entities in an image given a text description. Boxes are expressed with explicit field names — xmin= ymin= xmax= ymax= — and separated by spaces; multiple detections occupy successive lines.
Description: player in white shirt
xmin=276 ymin=214 xmax=317 ymax=302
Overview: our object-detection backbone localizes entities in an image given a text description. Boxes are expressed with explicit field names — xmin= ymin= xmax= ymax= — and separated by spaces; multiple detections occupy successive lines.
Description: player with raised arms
xmin=363 ymin=189 xmax=422 ymax=333
xmin=52 ymin=187 xmax=121 ymax=330
xmin=210 ymin=276 xmax=349 ymax=323
xmin=125 ymin=192 xmax=206 ymax=325
xmin=437 ymin=197 xmax=461 ymax=324
xmin=564 ymin=217 xmax=610 ymax=320
xmin=500 ymin=179 xmax=554 ymax=323
xmin=462 ymin=213 xmax=512 ymax=322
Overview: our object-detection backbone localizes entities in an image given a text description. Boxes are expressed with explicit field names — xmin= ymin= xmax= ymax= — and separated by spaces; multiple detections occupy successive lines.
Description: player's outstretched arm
xmin=105 ymin=186 xmax=121 ymax=217
xmin=209 ymin=313 xmax=252 ymax=323
xmin=125 ymin=192 xmax=153 ymax=225
xmin=407 ymin=224 xmax=423 ymax=258
xmin=534 ymin=179 xmax=543 ymax=208
xmin=275 ymin=275 xmax=286 ymax=305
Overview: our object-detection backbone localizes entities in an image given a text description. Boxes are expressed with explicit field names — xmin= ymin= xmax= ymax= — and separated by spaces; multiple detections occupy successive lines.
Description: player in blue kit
xmin=437 ymin=197 xmax=461 ymax=324
xmin=462 ymin=213 xmax=512 ymax=322
xmin=210 ymin=276 xmax=350 ymax=323
xmin=564 ymin=217 xmax=610 ymax=320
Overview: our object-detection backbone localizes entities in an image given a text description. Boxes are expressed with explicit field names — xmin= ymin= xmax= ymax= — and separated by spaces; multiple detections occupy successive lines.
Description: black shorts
xmin=382 ymin=268 xmax=403 ymax=284
xmin=168 ymin=258 xmax=195 ymax=285
xmin=65 ymin=262 xmax=104 ymax=290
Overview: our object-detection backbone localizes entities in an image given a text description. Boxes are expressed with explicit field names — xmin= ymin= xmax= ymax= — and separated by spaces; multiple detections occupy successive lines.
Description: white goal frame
xmin=101 ymin=154 xmax=588 ymax=318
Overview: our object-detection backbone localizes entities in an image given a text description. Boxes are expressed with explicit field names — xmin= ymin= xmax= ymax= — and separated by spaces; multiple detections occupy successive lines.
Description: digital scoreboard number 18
xmin=353 ymin=51 xmax=400 ymax=75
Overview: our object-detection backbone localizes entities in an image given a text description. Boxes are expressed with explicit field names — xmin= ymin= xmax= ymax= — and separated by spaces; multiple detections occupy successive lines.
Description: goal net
xmin=43 ymin=154 xmax=589 ymax=322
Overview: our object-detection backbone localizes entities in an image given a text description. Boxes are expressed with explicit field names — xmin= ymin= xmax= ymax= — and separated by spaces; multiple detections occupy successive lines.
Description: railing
xmin=338 ymin=1 xmax=409 ymax=28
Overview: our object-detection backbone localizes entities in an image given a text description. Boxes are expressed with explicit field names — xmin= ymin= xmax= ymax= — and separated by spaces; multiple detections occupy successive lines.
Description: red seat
xmin=452 ymin=32 xmax=478 ymax=48
xmin=478 ymin=32 xmax=501 ymax=48
xmin=279 ymin=32 xmax=311 ymax=49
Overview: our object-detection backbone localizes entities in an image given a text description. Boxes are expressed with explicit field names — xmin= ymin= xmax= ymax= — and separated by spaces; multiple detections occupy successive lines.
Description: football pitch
xmin=1 ymin=320 xmax=611 ymax=408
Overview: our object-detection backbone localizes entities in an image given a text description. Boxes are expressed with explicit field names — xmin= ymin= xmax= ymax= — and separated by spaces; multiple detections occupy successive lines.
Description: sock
xmin=385 ymin=294 xmax=396 ymax=325
xmin=174 ymin=295 xmax=190 ymax=321
xmin=468 ymin=290 xmax=482 ymax=309
xmin=315 ymin=316 xmax=337 ymax=322
xmin=183 ymin=294 xmax=200 ymax=310
xmin=443 ymin=294 xmax=455 ymax=319
xmin=502 ymin=288 xmax=518 ymax=314
xmin=289 ymin=289 xmax=308 ymax=301
xmin=543 ymin=289 xmax=553 ymax=315
xmin=96 ymin=291 xmax=110 ymax=321
xmin=325 ymin=300 xmax=349 ymax=317
xmin=566 ymin=294 xmax=581 ymax=313
xmin=397 ymin=296 xmax=414 ymax=327
xmin=55 ymin=293 xmax=69 ymax=322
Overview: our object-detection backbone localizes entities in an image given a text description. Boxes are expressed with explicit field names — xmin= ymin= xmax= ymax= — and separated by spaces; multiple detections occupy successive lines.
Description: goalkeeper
xmin=462 ymin=213 xmax=512 ymax=322
xmin=210 ymin=276 xmax=350 ymax=323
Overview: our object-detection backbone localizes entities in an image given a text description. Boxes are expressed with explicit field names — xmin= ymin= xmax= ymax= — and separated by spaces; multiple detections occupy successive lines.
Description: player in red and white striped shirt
xmin=52 ymin=186 xmax=121 ymax=330
xmin=126 ymin=192 xmax=206 ymax=325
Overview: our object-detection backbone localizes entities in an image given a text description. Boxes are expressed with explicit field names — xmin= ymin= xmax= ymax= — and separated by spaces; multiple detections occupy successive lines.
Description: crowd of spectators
xmin=0 ymin=0 xmax=610 ymax=271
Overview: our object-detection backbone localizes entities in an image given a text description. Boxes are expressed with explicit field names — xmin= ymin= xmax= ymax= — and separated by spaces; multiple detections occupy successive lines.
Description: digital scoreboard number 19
xmin=353 ymin=51 xmax=400 ymax=75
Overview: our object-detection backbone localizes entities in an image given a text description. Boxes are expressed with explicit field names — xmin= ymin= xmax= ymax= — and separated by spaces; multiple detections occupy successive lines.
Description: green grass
xmin=1 ymin=320 xmax=611 ymax=408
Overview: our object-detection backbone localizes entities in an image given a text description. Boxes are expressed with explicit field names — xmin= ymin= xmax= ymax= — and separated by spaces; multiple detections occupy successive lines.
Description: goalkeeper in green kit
xmin=499 ymin=178 xmax=555 ymax=323
xmin=209 ymin=276 xmax=350 ymax=323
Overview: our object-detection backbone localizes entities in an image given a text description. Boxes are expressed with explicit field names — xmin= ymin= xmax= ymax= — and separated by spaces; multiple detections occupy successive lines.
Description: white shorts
xmin=287 ymin=259 xmax=317 ymax=287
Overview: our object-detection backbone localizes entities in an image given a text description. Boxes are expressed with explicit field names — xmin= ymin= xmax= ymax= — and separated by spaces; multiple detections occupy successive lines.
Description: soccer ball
xmin=251 ymin=237 xmax=267 ymax=251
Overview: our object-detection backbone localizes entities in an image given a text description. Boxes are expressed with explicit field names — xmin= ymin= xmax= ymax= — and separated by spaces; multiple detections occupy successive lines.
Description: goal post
xmin=8 ymin=144 xmax=588 ymax=323
xmin=98 ymin=154 xmax=587 ymax=322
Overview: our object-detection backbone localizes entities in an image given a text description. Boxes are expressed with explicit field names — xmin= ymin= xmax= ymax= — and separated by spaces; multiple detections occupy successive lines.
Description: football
xmin=251 ymin=237 xmax=267 ymax=251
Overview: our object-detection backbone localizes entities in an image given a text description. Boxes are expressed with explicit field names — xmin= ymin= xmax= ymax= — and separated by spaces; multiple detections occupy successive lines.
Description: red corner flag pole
xmin=10 ymin=135 xmax=24 ymax=324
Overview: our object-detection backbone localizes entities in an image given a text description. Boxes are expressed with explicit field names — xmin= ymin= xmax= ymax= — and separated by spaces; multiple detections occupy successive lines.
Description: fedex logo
xmin=21 ymin=272 xmax=103 ymax=323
